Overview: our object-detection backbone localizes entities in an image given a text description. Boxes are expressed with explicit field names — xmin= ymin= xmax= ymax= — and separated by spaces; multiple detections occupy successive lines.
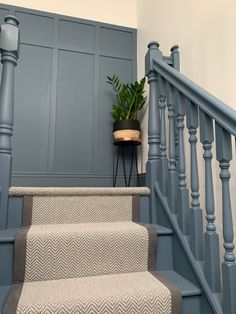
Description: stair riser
xmin=0 ymin=242 xmax=13 ymax=286
xmin=7 ymin=197 xmax=23 ymax=229
xmin=0 ymin=234 xmax=175 ymax=284
xmin=182 ymin=296 xmax=201 ymax=314
xmin=156 ymin=235 xmax=173 ymax=271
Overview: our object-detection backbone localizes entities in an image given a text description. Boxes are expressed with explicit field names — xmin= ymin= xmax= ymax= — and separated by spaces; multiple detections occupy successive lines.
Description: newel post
xmin=0 ymin=16 xmax=20 ymax=229
xmin=145 ymin=41 xmax=162 ymax=223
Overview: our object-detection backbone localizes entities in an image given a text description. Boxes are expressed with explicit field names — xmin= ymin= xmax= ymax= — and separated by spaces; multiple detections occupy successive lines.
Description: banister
xmin=152 ymin=57 xmax=236 ymax=136
xmin=146 ymin=41 xmax=236 ymax=313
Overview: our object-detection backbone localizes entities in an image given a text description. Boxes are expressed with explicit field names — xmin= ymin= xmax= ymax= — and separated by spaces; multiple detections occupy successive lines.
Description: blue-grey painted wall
xmin=0 ymin=4 xmax=137 ymax=187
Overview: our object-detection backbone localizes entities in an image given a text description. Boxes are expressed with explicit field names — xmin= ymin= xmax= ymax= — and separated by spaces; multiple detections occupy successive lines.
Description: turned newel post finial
xmin=145 ymin=41 xmax=162 ymax=76
xmin=148 ymin=41 xmax=160 ymax=50
xmin=0 ymin=15 xmax=20 ymax=61
xmin=4 ymin=15 xmax=20 ymax=25
xmin=170 ymin=45 xmax=180 ymax=71
xmin=170 ymin=45 xmax=179 ymax=53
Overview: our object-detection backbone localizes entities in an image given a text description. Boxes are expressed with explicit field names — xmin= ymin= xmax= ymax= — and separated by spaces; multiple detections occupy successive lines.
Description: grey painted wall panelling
xmin=54 ymin=50 xmax=94 ymax=173
xmin=58 ymin=19 xmax=95 ymax=50
xmin=0 ymin=4 xmax=137 ymax=186
xmin=13 ymin=44 xmax=52 ymax=172
xmin=16 ymin=11 xmax=54 ymax=44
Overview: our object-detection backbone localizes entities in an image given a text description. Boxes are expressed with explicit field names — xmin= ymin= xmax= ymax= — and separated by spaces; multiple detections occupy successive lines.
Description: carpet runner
xmin=3 ymin=187 xmax=181 ymax=314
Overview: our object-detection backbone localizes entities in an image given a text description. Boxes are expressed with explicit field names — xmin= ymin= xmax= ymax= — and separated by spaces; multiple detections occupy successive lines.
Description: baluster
xmin=200 ymin=111 xmax=221 ymax=292
xmin=170 ymin=45 xmax=180 ymax=167
xmin=159 ymin=94 xmax=168 ymax=196
xmin=0 ymin=16 xmax=20 ymax=229
xmin=174 ymin=116 xmax=179 ymax=169
xmin=175 ymin=92 xmax=189 ymax=234
xmin=186 ymin=100 xmax=204 ymax=259
xmin=215 ymin=123 xmax=236 ymax=314
xmin=145 ymin=42 xmax=162 ymax=223
xmin=167 ymin=83 xmax=178 ymax=212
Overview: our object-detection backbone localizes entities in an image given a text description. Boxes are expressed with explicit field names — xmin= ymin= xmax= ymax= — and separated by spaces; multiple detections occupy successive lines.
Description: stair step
xmin=158 ymin=270 xmax=201 ymax=297
xmin=13 ymin=222 xmax=156 ymax=282
xmin=0 ymin=286 xmax=10 ymax=313
xmin=152 ymin=224 xmax=174 ymax=271
xmin=3 ymin=272 xmax=181 ymax=313
xmin=0 ymin=228 xmax=17 ymax=243
xmin=9 ymin=187 xmax=150 ymax=226
xmin=0 ymin=225 xmax=173 ymax=243
xmin=153 ymin=224 xmax=173 ymax=236
xmin=0 ymin=230 xmax=16 ymax=287
xmin=9 ymin=186 xmax=150 ymax=196
xmin=0 ymin=225 xmax=173 ymax=285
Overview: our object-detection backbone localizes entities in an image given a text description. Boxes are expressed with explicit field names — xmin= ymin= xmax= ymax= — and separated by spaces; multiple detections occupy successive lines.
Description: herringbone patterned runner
xmin=3 ymin=187 xmax=181 ymax=314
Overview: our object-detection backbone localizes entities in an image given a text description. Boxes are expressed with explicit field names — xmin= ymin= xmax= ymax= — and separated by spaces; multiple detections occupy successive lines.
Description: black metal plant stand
xmin=113 ymin=139 xmax=141 ymax=187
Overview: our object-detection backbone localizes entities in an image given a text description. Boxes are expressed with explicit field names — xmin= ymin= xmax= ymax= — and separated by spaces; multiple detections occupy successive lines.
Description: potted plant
xmin=107 ymin=74 xmax=147 ymax=142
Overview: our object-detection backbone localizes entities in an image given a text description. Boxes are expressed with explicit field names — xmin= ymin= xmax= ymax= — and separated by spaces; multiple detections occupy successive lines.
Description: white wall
xmin=1 ymin=0 xmax=137 ymax=28
xmin=137 ymin=0 xmax=236 ymax=106
xmin=137 ymin=0 xmax=236 ymax=260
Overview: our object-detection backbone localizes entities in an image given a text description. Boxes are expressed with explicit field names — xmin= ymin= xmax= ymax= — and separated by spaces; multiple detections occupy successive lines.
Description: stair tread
xmin=0 ymin=285 xmax=11 ymax=312
xmin=153 ymin=224 xmax=173 ymax=235
xmin=158 ymin=270 xmax=201 ymax=297
xmin=5 ymin=272 xmax=178 ymax=312
xmin=9 ymin=186 xmax=150 ymax=196
xmin=0 ymin=228 xmax=17 ymax=243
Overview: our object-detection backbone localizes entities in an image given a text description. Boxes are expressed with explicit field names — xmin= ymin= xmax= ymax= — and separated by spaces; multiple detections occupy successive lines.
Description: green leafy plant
xmin=107 ymin=74 xmax=147 ymax=120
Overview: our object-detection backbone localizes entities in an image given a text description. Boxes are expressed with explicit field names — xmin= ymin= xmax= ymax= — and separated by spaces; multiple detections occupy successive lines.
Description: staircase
xmin=0 ymin=186 xmax=205 ymax=314
xmin=0 ymin=187 xmax=182 ymax=313
xmin=0 ymin=14 xmax=236 ymax=314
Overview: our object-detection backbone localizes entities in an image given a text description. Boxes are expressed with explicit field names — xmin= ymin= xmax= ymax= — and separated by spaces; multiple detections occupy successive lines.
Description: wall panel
xmin=12 ymin=45 xmax=52 ymax=172
xmin=0 ymin=4 xmax=137 ymax=186
xmin=54 ymin=50 xmax=94 ymax=173
xmin=15 ymin=11 xmax=54 ymax=45
xmin=58 ymin=20 xmax=95 ymax=50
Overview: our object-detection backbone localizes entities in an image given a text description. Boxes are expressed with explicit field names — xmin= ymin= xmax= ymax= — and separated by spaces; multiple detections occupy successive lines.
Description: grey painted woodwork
xmin=154 ymin=182 xmax=222 ymax=314
xmin=215 ymin=123 xmax=236 ymax=314
xmin=152 ymin=53 xmax=236 ymax=137
xmin=146 ymin=42 xmax=161 ymax=163
xmin=167 ymin=86 xmax=178 ymax=213
xmin=200 ymin=111 xmax=221 ymax=293
xmin=159 ymin=95 xmax=168 ymax=196
xmin=0 ymin=15 xmax=20 ymax=229
xmin=215 ymin=124 xmax=235 ymax=264
xmin=170 ymin=46 xmax=180 ymax=180
xmin=186 ymin=100 xmax=204 ymax=260
xmin=145 ymin=42 xmax=162 ymax=224
xmin=146 ymin=41 xmax=236 ymax=313
xmin=175 ymin=92 xmax=189 ymax=234
xmin=174 ymin=116 xmax=179 ymax=167
xmin=0 ymin=4 xmax=137 ymax=186
xmin=170 ymin=45 xmax=180 ymax=72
